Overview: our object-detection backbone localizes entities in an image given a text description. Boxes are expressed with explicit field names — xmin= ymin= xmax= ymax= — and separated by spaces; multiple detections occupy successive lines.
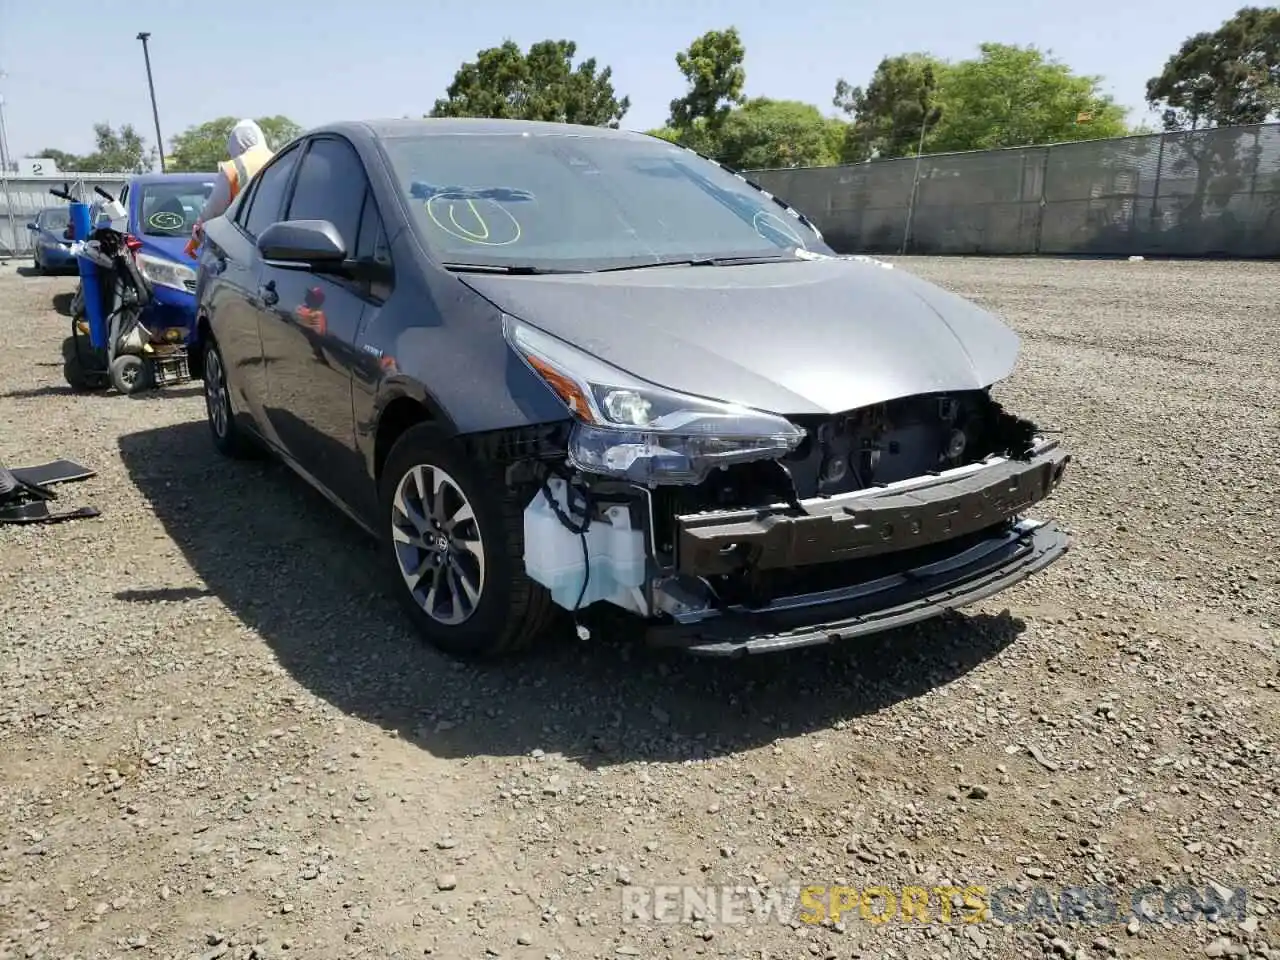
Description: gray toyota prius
xmin=193 ymin=117 xmax=1071 ymax=659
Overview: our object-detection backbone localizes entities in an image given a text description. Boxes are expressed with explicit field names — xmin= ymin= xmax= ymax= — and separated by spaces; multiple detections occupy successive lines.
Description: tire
xmin=61 ymin=336 xmax=107 ymax=391
xmin=109 ymin=354 xmax=152 ymax=394
xmin=34 ymin=250 xmax=45 ymax=274
xmin=202 ymin=336 xmax=258 ymax=459
xmin=378 ymin=423 xmax=556 ymax=660
xmin=63 ymin=354 xmax=108 ymax=392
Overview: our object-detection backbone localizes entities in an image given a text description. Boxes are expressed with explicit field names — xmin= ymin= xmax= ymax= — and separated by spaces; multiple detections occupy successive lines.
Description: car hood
xmin=136 ymin=234 xmax=193 ymax=264
xmin=458 ymin=257 xmax=1021 ymax=415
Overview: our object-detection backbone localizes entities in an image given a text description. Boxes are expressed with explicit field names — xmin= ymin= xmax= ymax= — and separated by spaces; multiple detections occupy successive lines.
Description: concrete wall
xmin=748 ymin=121 xmax=1280 ymax=258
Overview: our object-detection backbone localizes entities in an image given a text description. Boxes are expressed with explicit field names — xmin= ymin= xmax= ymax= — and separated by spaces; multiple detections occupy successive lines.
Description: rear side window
xmin=242 ymin=145 xmax=301 ymax=239
xmin=285 ymin=137 xmax=368 ymax=253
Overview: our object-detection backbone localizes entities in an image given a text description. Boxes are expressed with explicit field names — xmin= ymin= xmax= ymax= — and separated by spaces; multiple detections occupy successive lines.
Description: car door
xmin=205 ymin=143 xmax=303 ymax=432
xmin=256 ymin=134 xmax=386 ymax=516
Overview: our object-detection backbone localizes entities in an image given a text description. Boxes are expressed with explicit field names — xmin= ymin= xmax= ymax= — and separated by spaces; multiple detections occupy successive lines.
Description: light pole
xmin=136 ymin=32 xmax=166 ymax=171
xmin=0 ymin=90 xmax=18 ymax=257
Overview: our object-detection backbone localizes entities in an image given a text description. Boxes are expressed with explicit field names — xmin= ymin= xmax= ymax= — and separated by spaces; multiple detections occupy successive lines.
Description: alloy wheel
xmin=205 ymin=349 xmax=229 ymax=438
xmin=391 ymin=464 xmax=486 ymax=625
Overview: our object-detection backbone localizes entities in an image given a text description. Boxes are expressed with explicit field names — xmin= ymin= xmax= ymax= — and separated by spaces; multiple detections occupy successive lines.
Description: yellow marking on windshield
xmin=752 ymin=210 xmax=807 ymax=249
xmin=148 ymin=211 xmax=186 ymax=230
xmin=449 ymin=200 xmax=489 ymax=240
xmin=425 ymin=196 xmax=523 ymax=246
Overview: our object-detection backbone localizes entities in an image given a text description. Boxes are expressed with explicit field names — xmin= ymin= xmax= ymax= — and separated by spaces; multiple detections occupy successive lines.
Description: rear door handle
xmin=258 ymin=280 xmax=278 ymax=307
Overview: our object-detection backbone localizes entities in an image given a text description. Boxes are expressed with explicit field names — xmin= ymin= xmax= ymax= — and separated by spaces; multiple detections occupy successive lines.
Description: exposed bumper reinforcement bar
xmin=675 ymin=440 xmax=1070 ymax=576
xmin=646 ymin=520 xmax=1069 ymax=656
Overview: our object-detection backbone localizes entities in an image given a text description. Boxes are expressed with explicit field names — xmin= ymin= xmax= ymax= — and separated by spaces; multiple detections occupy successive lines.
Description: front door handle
xmin=258 ymin=280 xmax=278 ymax=307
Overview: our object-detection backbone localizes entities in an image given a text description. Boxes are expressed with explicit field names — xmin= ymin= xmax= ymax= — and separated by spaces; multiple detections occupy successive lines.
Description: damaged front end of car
xmin=498 ymin=315 xmax=1070 ymax=656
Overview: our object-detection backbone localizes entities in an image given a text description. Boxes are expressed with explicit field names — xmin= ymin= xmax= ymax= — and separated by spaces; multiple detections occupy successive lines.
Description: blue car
xmin=27 ymin=206 xmax=76 ymax=273
xmin=119 ymin=172 xmax=216 ymax=337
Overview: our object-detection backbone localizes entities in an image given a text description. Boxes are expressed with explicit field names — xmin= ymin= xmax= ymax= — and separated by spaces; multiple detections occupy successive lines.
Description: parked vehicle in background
xmin=119 ymin=172 xmax=215 ymax=339
xmin=58 ymin=178 xmax=211 ymax=395
xmin=27 ymin=206 xmax=76 ymax=273
xmin=194 ymin=118 xmax=1071 ymax=661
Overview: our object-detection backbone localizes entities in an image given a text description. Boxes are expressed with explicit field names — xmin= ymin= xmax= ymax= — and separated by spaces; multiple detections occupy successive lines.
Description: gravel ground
xmin=1 ymin=255 xmax=1276 ymax=960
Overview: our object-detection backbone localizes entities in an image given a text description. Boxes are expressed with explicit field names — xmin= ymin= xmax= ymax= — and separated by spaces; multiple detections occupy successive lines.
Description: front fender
xmin=373 ymin=376 xmax=460 ymax=436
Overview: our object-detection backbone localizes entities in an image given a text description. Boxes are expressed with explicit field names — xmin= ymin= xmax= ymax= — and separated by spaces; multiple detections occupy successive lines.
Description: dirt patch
xmin=1 ymin=256 xmax=1276 ymax=960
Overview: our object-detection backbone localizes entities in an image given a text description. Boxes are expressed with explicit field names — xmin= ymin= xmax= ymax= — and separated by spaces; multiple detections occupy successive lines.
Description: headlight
xmin=136 ymin=253 xmax=196 ymax=292
xmin=505 ymin=317 xmax=805 ymax=485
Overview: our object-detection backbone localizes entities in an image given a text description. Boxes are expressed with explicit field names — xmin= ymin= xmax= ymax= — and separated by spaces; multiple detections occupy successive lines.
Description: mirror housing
xmin=26 ymin=221 xmax=37 ymax=231
xmin=258 ymin=220 xmax=347 ymax=268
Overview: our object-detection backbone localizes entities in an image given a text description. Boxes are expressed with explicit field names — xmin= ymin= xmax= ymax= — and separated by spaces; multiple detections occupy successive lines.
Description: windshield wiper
xmin=591 ymin=254 xmax=797 ymax=274
xmin=440 ymin=262 xmax=574 ymax=276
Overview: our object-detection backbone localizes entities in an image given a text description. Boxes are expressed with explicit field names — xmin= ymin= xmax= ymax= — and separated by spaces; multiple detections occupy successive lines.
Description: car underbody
xmin=471 ymin=387 xmax=1070 ymax=656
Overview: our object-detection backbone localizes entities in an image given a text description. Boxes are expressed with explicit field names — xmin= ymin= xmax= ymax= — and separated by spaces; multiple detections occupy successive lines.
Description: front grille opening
xmin=710 ymin=521 xmax=1015 ymax=608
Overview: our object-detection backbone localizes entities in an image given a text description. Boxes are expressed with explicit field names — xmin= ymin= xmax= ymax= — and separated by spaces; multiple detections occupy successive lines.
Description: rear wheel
xmin=378 ymin=424 xmax=555 ymax=659
xmin=203 ymin=337 xmax=258 ymax=458
xmin=60 ymin=335 xmax=107 ymax=392
xmin=63 ymin=354 xmax=108 ymax=392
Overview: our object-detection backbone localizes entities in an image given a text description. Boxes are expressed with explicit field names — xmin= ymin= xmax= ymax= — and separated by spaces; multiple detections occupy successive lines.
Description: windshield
xmin=139 ymin=182 xmax=214 ymax=237
xmin=381 ymin=132 xmax=830 ymax=271
xmin=41 ymin=208 xmax=70 ymax=230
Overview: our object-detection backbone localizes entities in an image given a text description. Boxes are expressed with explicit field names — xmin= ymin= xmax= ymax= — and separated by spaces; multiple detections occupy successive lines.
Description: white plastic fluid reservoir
xmin=523 ymin=478 xmax=647 ymax=614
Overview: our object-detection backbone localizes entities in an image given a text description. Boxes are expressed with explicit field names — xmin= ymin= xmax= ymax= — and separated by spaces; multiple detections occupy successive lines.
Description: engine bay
xmin=650 ymin=389 xmax=1039 ymax=558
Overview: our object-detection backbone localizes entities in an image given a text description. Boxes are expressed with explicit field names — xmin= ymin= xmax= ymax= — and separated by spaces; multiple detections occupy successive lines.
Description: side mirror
xmin=258 ymin=219 xmax=347 ymax=269
xmin=26 ymin=221 xmax=37 ymax=231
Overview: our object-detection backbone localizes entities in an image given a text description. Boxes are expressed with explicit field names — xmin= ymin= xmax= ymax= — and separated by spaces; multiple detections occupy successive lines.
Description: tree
xmin=168 ymin=116 xmax=304 ymax=172
xmin=714 ymin=98 xmax=843 ymax=169
xmin=431 ymin=39 xmax=630 ymax=127
xmin=644 ymin=127 xmax=683 ymax=144
xmin=929 ymin=44 xmax=1128 ymax=152
xmin=25 ymin=124 xmax=156 ymax=174
xmin=1146 ymin=6 xmax=1280 ymax=130
xmin=835 ymin=45 xmax=1127 ymax=159
xmin=668 ymin=28 xmax=747 ymax=136
xmin=833 ymin=54 xmax=944 ymax=161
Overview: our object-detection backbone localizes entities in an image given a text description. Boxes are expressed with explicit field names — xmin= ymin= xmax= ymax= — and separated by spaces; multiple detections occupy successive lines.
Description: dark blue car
xmin=120 ymin=172 xmax=216 ymax=334
xmin=27 ymin=206 xmax=76 ymax=273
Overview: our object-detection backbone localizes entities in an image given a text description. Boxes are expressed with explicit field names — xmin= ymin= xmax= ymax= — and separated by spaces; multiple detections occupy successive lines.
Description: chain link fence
xmin=748 ymin=122 xmax=1280 ymax=258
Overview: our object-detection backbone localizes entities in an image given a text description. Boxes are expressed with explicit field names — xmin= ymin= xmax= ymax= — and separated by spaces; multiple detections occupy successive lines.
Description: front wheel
xmin=109 ymin=354 xmax=152 ymax=394
xmin=378 ymin=424 xmax=556 ymax=659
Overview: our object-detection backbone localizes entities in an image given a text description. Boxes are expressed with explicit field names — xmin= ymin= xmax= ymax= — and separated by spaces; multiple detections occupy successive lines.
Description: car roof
xmin=130 ymin=172 xmax=218 ymax=186
xmin=307 ymin=117 xmax=655 ymax=143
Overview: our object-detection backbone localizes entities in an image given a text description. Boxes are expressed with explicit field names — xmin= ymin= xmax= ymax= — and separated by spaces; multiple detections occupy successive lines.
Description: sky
xmin=0 ymin=0 xmax=1245 ymax=162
